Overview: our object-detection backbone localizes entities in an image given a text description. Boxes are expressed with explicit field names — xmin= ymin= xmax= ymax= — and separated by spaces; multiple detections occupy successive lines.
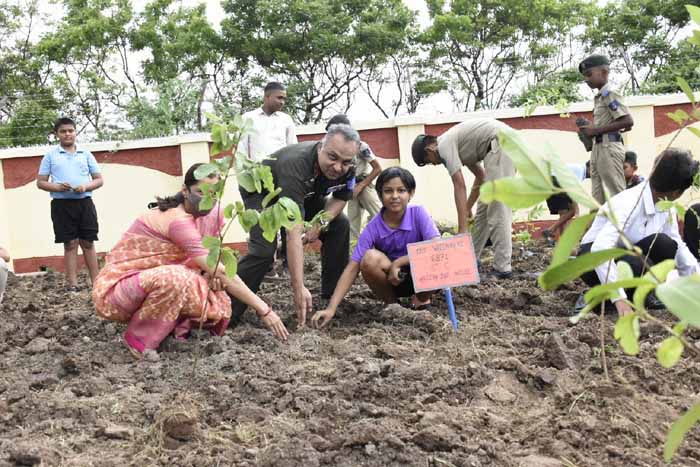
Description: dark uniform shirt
xmin=264 ymin=141 xmax=353 ymax=216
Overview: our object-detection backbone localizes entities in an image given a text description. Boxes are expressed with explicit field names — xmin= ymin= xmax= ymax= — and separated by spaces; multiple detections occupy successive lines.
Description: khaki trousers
xmin=348 ymin=184 xmax=382 ymax=243
xmin=591 ymin=140 xmax=625 ymax=204
xmin=472 ymin=139 xmax=516 ymax=273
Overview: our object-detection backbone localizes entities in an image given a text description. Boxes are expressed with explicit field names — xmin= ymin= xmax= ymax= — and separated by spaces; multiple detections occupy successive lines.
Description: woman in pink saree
xmin=93 ymin=163 xmax=289 ymax=357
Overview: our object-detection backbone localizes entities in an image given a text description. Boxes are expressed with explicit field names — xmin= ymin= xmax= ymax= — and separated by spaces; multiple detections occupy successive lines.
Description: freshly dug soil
xmin=1 ymin=243 xmax=699 ymax=466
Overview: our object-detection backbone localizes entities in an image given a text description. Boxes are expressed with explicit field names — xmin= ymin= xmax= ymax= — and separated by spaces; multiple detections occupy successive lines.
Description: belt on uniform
xmin=594 ymin=132 xmax=622 ymax=143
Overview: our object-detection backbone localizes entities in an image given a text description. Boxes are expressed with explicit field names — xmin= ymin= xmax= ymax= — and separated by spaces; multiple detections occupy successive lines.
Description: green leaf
xmin=551 ymin=213 xmax=595 ymax=267
xmin=259 ymin=165 xmax=275 ymax=193
xmin=277 ymin=197 xmax=302 ymax=227
xmin=677 ymin=77 xmax=696 ymax=105
xmin=239 ymin=209 xmax=259 ymax=233
xmin=262 ymin=187 xmax=283 ymax=208
xmin=258 ymin=207 xmax=278 ymax=243
xmin=673 ymin=322 xmax=688 ymax=335
xmin=664 ymin=403 xmax=700 ymax=462
xmin=220 ymin=247 xmax=238 ymax=278
xmin=199 ymin=194 xmax=214 ymax=212
xmin=656 ymin=274 xmax=700 ymax=326
xmin=194 ymin=163 xmax=218 ymax=180
xmin=480 ymin=177 xmax=553 ymax=209
xmin=201 ymin=235 xmax=221 ymax=249
xmin=614 ymin=313 xmax=640 ymax=355
xmin=687 ymin=126 xmax=700 ymax=139
xmin=657 ymin=336 xmax=683 ymax=368
xmin=584 ymin=278 xmax=653 ymax=304
xmin=617 ymin=261 xmax=633 ymax=281
xmin=656 ymin=199 xmax=687 ymax=218
xmin=538 ymin=248 xmax=628 ymax=291
xmin=687 ymin=5 xmax=700 ymax=26
xmin=224 ymin=204 xmax=235 ymax=219
xmin=668 ymin=109 xmax=690 ymax=125
xmin=210 ymin=142 xmax=224 ymax=156
xmin=689 ymin=30 xmax=700 ymax=47
xmin=497 ymin=129 xmax=551 ymax=188
xmin=206 ymin=245 xmax=220 ymax=270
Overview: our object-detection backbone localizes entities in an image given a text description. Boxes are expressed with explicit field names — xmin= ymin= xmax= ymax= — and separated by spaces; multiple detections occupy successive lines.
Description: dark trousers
xmin=684 ymin=204 xmax=700 ymax=260
xmin=229 ymin=189 xmax=350 ymax=323
xmin=579 ymin=234 xmax=678 ymax=296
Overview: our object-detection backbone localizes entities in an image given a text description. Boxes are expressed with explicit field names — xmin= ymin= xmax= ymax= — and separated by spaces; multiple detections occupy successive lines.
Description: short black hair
xmin=649 ymin=148 xmax=699 ymax=193
xmin=624 ymin=151 xmax=638 ymax=166
xmin=375 ymin=167 xmax=417 ymax=195
xmin=411 ymin=134 xmax=437 ymax=167
xmin=53 ymin=117 xmax=76 ymax=133
xmin=326 ymin=113 xmax=351 ymax=131
xmin=264 ymin=81 xmax=285 ymax=95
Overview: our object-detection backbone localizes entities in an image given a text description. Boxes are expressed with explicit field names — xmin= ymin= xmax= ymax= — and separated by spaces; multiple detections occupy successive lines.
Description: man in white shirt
xmin=578 ymin=148 xmax=700 ymax=316
xmin=238 ymin=82 xmax=297 ymax=162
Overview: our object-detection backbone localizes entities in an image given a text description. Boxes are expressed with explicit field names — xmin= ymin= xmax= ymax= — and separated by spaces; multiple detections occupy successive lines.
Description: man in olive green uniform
xmin=411 ymin=119 xmax=515 ymax=278
xmin=577 ymin=54 xmax=634 ymax=204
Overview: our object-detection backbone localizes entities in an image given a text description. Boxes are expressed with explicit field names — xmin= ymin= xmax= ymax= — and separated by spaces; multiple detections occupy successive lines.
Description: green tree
xmin=360 ymin=29 xmax=447 ymax=117
xmin=586 ymin=0 xmax=700 ymax=94
xmin=37 ymin=0 xmax=138 ymax=137
xmin=130 ymin=0 xmax=223 ymax=129
xmin=509 ymin=68 xmax=582 ymax=111
xmin=422 ymin=0 xmax=593 ymax=111
xmin=220 ymin=0 xmax=414 ymax=123
xmin=640 ymin=39 xmax=700 ymax=94
xmin=0 ymin=1 xmax=60 ymax=147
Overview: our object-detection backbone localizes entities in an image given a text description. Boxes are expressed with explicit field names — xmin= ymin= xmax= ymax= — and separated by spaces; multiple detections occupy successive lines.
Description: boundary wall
xmin=1 ymin=93 xmax=697 ymax=272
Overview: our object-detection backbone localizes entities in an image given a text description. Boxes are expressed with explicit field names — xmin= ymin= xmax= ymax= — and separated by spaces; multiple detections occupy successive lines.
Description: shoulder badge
xmin=608 ymin=99 xmax=619 ymax=111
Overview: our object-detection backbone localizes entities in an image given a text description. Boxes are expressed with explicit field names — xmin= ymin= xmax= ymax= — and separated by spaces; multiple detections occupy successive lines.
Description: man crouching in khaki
xmin=411 ymin=119 xmax=515 ymax=279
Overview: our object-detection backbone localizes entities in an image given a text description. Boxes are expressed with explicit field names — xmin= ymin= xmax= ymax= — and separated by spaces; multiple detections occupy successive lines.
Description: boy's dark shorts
xmin=50 ymin=198 xmax=99 ymax=243
xmin=546 ymin=193 xmax=574 ymax=215
xmin=393 ymin=265 xmax=418 ymax=298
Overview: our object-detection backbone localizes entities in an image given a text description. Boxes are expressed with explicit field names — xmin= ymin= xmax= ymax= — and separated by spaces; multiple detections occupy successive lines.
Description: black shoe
xmin=645 ymin=292 xmax=665 ymax=310
xmin=574 ymin=292 xmax=587 ymax=312
xmin=490 ymin=269 xmax=513 ymax=280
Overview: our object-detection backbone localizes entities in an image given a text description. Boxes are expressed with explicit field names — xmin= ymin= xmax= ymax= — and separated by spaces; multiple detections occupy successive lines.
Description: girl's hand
xmin=203 ymin=272 xmax=224 ymax=291
xmin=387 ymin=262 xmax=402 ymax=286
xmin=311 ymin=308 xmax=336 ymax=329
xmin=260 ymin=308 xmax=289 ymax=341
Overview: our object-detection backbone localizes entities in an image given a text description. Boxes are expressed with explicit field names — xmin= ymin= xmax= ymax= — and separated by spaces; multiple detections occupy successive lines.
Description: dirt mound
xmin=1 ymin=246 xmax=699 ymax=466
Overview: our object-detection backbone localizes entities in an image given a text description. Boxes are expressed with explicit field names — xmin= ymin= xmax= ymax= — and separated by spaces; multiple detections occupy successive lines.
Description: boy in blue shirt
xmin=37 ymin=117 xmax=104 ymax=290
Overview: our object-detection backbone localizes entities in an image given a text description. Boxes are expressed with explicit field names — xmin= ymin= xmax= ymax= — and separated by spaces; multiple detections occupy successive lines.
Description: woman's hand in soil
xmin=203 ymin=272 xmax=224 ymax=291
xmin=311 ymin=308 xmax=336 ymax=329
xmin=615 ymin=300 xmax=633 ymax=317
xmin=294 ymin=286 xmax=313 ymax=328
xmin=261 ymin=309 xmax=289 ymax=341
xmin=387 ymin=262 xmax=402 ymax=286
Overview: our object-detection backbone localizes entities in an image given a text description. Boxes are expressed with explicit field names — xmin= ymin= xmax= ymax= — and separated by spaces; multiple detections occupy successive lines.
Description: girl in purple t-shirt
xmin=312 ymin=167 xmax=439 ymax=328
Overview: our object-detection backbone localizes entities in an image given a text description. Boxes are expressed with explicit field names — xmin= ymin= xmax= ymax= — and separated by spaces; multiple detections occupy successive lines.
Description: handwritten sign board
xmin=407 ymin=234 xmax=480 ymax=292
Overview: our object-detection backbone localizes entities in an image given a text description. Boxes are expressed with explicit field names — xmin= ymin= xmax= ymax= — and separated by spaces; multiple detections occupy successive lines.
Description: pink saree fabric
xmin=92 ymin=205 xmax=230 ymax=353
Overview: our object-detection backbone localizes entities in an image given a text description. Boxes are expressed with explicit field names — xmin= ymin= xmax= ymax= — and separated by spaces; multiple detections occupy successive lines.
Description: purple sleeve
xmin=351 ymin=220 xmax=377 ymax=263
xmin=416 ymin=206 xmax=440 ymax=240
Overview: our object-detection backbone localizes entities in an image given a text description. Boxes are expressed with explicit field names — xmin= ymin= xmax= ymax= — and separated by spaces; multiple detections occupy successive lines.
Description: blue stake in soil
xmin=444 ymin=288 xmax=458 ymax=331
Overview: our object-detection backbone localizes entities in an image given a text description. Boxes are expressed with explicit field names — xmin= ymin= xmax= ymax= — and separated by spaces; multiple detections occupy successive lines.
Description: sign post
xmin=406 ymin=234 xmax=480 ymax=331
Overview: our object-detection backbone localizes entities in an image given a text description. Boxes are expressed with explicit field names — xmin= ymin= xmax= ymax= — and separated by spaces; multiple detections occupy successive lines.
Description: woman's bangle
xmin=258 ymin=306 xmax=272 ymax=319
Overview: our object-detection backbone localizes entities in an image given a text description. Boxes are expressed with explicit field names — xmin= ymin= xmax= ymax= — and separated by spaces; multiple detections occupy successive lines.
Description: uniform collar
xmin=641 ymin=182 xmax=656 ymax=216
xmin=377 ymin=207 xmax=412 ymax=238
xmin=57 ymin=144 xmax=82 ymax=154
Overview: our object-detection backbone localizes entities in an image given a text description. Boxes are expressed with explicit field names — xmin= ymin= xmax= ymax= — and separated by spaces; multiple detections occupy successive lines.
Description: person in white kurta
xmin=238 ymin=81 xmax=297 ymax=162
xmin=578 ymin=148 xmax=700 ymax=316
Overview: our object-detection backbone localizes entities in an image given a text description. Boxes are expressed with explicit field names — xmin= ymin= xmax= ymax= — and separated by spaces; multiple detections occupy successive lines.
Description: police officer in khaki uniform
xmin=577 ymin=54 xmax=634 ymax=204
xmin=411 ymin=119 xmax=515 ymax=279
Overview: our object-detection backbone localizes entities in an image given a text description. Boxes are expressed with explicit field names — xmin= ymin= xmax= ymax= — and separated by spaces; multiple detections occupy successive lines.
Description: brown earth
xmin=1 ymin=243 xmax=700 ymax=466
